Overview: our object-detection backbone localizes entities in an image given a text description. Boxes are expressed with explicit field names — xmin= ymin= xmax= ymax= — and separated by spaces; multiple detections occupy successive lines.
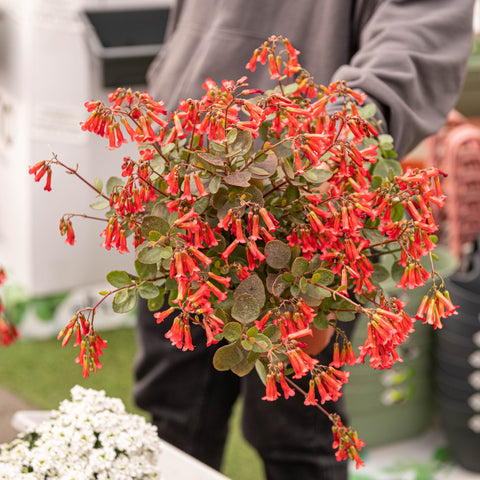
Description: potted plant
xmin=5 ymin=36 xmax=457 ymax=470
xmin=0 ymin=386 xmax=163 ymax=478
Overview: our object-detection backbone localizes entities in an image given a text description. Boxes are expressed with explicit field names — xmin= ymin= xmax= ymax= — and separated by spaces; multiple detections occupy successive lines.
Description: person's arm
xmin=334 ymin=0 xmax=475 ymax=158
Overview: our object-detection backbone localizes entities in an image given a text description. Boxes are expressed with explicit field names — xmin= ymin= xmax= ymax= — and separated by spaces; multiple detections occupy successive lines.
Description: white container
xmin=12 ymin=410 xmax=230 ymax=480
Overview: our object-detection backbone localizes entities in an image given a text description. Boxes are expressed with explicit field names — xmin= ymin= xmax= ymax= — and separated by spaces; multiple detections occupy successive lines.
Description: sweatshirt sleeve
xmin=332 ymin=0 xmax=475 ymax=158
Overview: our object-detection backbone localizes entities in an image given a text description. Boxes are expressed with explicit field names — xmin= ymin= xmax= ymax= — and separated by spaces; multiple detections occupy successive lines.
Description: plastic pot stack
xmin=344 ymin=246 xmax=458 ymax=447
xmin=344 ymin=317 xmax=434 ymax=447
xmin=434 ymin=255 xmax=480 ymax=473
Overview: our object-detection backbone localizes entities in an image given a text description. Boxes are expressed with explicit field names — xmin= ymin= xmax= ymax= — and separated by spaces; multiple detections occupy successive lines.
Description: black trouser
xmin=134 ymin=299 xmax=351 ymax=480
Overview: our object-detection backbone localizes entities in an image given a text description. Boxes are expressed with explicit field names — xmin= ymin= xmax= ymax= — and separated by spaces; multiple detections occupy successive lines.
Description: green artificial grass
xmin=0 ymin=328 xmax=265 ymax=480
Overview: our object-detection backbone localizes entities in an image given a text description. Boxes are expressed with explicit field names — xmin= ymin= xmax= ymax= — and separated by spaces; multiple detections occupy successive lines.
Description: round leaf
xmin=303 ymin=168 xmax=333 ymax=184
xmin=231 ymin=353 xmax=256 ymax=377
xmin=231 ymin=294 xmax=260 ymax=324
xmin=135 ymin=260 xmax=157 ymax=280
xmin=197 ymin=152 xmax=225 ymax=167
xmin=138 ymin=282 xmax=160 ymax=299
xmin=141 ymin=215 xmax=169 ymax=237
xmin=112 ymin=288 xmax=137 ymax=314
xmin=107 ymin=270 xmax=132 ymax=288
xmin=137 ymin=245 xmax=163 ymax=264
xmin=213 ymin=342 xmax=243 ymax=371
xmin=231 ymin=130 xmax=253 ymax=156
xmin=209 ymin=176 xmax=221 ymax=194
xmin=291 ymin=257 xmax=310 ymax=277
xmin=223 ymin=322 xmax=242 ymax=342
xmin=371 ymin=264 xmax=390 ymax=284
xmin=234 ymin=274 xmax=265 ymax=308
xmin=223 ymin=171 xmax=251 ymax=187
xmin=311 ymin=269 xmax=335 ymax=286
xmin=90 ymin=200 xmax=110 ymax=210
xmin=265 ymin=240 xmax=291 ymax=269
xmin=272 ymin=274 xmax=290 ymax=297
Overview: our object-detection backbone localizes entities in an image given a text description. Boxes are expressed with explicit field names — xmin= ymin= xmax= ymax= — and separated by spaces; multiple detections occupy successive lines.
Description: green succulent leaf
xmin=291 ymin=257 xmax=310 ymax=277
xmin=231 ymin=294 xmax=260 ymax=324
xmin=213 ymin=342 xmax=244 ymax=371
xmin=265 ymin=240 xmax=291 ymax=269
xmin=223 ymin=322 xmax=242 ymax=342
xmin=234 ymin=274 xmax=266 ymax=308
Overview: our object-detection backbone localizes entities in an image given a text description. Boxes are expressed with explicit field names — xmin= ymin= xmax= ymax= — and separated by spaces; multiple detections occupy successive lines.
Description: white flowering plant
xmin=0 ymin=386 xmax=162 ymax=480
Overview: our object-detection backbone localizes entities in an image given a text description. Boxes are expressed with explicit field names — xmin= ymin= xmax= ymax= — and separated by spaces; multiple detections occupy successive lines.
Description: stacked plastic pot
xmin=344 ymin=316 xmax=434 ymax=447
xmin=434 ymin=252 xmax=480 ymax=472
xmin=344 ymin=246 xmax=459 ymax=447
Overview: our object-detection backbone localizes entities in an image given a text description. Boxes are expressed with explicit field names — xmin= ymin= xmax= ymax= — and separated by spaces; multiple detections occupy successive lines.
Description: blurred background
xmin=1 ymin=1 xmax=480 ymax=479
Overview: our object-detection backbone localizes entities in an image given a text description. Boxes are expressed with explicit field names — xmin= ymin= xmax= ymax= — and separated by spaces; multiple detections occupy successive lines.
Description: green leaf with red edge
xmin=213 ymin=342 xmax=244 ymax=371
xmin=231 ymin=293 xmax=260 ymax=324
xmin=265 ymin=240 xmax=291 ymax=269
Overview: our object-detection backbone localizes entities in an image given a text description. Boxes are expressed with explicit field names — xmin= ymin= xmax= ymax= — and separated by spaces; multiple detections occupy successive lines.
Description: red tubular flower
xmin=189 ymin=247 xmax=212 ymax=266
xmin=277 ymin=364 xmax=295 ymax=399
xmin=0 ymin=318 xmax=19 ymax=346
xmin=221 ymin=239 xmax=240 ymax=262
xmin=65 ymin=220 xmax=75 ymax=246
xmin=193 ymin=173 xmax=208 ymax=197
xmin=183 ymin=323 xmax=194 ymax=351
xmin=245 ymin=48 xmax=260 ymax=72
xmin=116 ymin=228 xmax=129 ymax=254
xmin=208 ymin=272 xmax=231 ymax=288
xmin=154 ymin=306 xmax=176 ymax=324
xmin=262 ymin=373 xmax=281 ymax=401
xmin=304 ymin=379 xmax=318 ymax=406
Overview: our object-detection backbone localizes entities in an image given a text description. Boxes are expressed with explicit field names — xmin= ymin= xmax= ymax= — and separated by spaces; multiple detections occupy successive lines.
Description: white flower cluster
xmin=0 ymin=386 xmax=162 ymax=479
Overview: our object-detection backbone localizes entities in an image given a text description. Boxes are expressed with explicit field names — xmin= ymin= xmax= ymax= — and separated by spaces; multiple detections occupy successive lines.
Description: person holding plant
xmin=133 ymin=1 xmax=475 ymax=479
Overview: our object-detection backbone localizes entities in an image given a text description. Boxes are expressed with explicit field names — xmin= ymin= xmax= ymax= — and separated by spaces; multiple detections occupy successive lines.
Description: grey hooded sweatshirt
xmin=147 ymin=0 xmax=475 ymax=158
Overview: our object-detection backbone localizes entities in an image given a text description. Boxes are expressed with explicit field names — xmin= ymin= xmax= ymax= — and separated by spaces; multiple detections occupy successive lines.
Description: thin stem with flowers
xmin=25 ymin=35 xmax=458 ymax=469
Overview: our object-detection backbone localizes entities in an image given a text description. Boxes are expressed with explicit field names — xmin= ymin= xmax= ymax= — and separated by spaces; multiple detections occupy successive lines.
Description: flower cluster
xmin=0 ymin=386 xmax=162 ymax=479
xmin=27 ymin=36 xmax=458 ymax=467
